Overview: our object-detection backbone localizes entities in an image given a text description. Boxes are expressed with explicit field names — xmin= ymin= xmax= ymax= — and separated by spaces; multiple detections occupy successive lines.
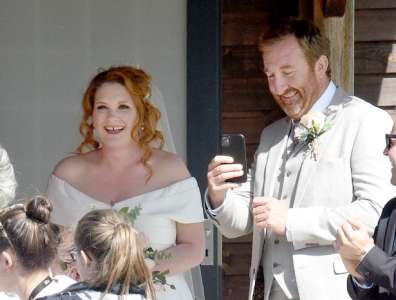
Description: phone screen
xmin=221 ymin=133 xmax=247 ymax=183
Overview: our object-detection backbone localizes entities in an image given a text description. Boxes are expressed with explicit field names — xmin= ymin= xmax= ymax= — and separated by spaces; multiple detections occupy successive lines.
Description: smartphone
xmin=220 ymin=133 xmax=248 ymax=183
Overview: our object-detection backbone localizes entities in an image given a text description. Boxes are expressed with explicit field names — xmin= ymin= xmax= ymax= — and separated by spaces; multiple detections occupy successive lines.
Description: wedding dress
xmin=46 ymin=85 xmax=206 ymax=300
xmin=47 ymin=174 xmax=204 ymax=300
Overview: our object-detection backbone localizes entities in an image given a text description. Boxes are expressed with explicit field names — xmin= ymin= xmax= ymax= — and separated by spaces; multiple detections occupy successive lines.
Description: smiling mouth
xmin=280 ymin=90 xmax=299 ymax=105
xmin=104 ymin=126 xmax=125 ymax=134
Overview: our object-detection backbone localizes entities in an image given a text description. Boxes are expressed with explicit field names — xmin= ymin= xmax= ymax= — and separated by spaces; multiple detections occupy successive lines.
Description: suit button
xmin=286 ymin=170 xmax=291 ymax=177
xmin=274 ymin=239 xmax=279 ymax=244
xmin=273 ymin=262 xmax=280 ymax=268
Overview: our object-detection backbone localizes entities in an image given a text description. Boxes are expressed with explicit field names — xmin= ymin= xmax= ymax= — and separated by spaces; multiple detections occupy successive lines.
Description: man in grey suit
xmin=205 ymin=19 xmax=395 ymax=300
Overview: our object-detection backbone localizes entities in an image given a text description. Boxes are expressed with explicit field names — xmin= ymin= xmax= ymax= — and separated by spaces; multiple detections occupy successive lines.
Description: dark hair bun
xmin=26 ymin=196 xmax=53 ymax=224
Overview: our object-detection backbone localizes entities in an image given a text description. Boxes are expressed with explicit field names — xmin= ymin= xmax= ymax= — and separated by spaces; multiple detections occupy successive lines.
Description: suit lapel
xmin=263 ymin=119 xmax=290 ymax=197
xmin=293 ymin=88 xmax=351 ymax=208
xmin=249 ymin=119 xmax=289 ymax=300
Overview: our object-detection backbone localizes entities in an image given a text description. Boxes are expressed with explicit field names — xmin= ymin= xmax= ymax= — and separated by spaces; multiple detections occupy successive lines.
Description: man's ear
xmin=315 ymin=55 xmax=329 ymax=78
xmin=0 ymin=250 xmax=15 ymax=270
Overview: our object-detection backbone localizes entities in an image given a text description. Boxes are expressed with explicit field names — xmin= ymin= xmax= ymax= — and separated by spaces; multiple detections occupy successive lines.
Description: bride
xmin=46 ymin=66 xmax=205 ymax=300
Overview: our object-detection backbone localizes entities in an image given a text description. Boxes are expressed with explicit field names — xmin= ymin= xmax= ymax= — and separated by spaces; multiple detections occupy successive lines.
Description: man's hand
xmin=207 ymin=155 xmax=244 ymax=208
xmin=339 ymin=256 xmax=365 ymax=281
xmin=252 ymin=196 xmax=288 ymax=235
xmin=335 ymin=218 xmax=375 ymax=262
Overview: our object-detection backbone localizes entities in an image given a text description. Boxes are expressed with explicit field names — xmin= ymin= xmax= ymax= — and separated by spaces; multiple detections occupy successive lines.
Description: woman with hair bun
xmin=0 ymin=196 xmax=75 ymax=299
xmin=47 ymin=66 xmax=205 ymax=300
xmin=41 ymin=209 xmax=155 ymax=300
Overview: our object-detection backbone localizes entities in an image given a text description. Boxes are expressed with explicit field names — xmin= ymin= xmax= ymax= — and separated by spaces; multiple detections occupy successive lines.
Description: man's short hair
xmin=259 ymin=18 xmax=331 ymax=78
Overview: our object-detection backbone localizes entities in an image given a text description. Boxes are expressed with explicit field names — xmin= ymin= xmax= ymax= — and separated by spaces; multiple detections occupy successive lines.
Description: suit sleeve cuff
xmin=351 ymin=276 xmax=374 ymax=289
xmin=204 ymin=188 xmax=226 ymax=217
xmin=356 ymin=245 xmax=387 ymax=281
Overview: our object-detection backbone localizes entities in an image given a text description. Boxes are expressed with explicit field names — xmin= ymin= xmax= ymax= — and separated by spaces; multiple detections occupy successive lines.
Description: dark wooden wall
xmin=355 ymin=0 xmax=396 ymax=119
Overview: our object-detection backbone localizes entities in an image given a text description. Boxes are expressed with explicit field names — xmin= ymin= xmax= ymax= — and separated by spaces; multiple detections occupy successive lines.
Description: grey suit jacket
xmin=206 ymin=88 xmax=395 ymax=300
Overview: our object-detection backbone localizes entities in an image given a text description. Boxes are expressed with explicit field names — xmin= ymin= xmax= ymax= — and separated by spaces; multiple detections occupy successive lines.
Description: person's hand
xmin=207 ymin=155 xmax=244 ymax=208
xmin=66 ymin=261 xmax=81 ymax=281
xmin=335 ymin=218 xmax=375 ymax=261
xmin=252 ymin=196 xmax=288 ymax=235
xmin=339 ymin=256 xmax=365 ymax=281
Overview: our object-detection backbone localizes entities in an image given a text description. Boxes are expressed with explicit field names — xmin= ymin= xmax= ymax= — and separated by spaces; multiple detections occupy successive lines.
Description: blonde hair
xmin=0 ymin=196 xmax=60 ymax=270
xmin=77 ymin=66 xmax=165 ymax=180
xmin=75 ymin=209 xmax=155 ymax=299
xmin=0 ymin=146 xmax=16 ymax=208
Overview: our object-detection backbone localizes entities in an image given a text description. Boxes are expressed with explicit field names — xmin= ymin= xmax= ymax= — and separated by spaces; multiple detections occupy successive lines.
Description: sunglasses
xmin=386 ymin=134 xmax=396 ymax=151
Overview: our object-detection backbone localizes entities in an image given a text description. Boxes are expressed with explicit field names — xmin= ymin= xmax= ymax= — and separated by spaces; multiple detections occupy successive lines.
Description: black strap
xmin=37 ymin=282 xmax=146 ymax=300
xmin=29 ymin=275 xmax=53 ymax=300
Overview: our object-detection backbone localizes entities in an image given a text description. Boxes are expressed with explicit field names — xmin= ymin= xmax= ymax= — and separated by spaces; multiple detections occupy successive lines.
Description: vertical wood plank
xmin=313 ymin=0 xmax=355 ymax=93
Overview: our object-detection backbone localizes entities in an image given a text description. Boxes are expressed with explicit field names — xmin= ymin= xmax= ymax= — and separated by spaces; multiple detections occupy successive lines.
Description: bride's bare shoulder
xmin=52 ymin=151 xmax=99 ymax=180
xmin=151 ymin=149 xmax=190 ymax=181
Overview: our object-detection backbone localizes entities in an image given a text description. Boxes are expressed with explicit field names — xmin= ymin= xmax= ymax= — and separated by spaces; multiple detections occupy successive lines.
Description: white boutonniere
xmin=294 ymin=111 xmax=333 ymax=160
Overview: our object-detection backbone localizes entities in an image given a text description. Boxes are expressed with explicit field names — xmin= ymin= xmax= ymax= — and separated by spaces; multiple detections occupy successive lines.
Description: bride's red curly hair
xmin=77 ymin=66 xmax=165 ymax=178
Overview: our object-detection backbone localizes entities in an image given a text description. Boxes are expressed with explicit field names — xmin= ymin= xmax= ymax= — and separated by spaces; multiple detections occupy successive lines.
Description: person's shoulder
xmin=52 ymin=155 xmax=84 ymax=179
xmin=381 ymin=197 xmax=396 ymax=218
xmin=36 ymin=282 xmax=87 ymax=300
xmin=344 ymin=96 xmax=392 ymax=122
xmin=52 ymin=151 xmax=98 ymax=180
xmin=151 ymin=149 xmax=190 ymax=181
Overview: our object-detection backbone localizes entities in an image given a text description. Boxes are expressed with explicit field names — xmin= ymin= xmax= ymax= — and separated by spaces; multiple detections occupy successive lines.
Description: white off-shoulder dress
xmin=47 ymin=174 xmax=205 ymax=300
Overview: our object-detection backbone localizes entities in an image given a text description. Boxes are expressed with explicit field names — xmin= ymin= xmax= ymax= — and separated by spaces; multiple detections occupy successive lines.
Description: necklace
xmin=28 ymin=275 xmax=53 ymax=300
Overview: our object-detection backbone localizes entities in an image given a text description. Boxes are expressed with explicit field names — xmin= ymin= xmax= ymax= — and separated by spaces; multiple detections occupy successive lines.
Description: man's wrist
xmin=204 ymin=189 xmax=226 ymax=217
xmin=207 ymin=190 xmax=226 ymax=209
xmin=359 ymin=243 xmax=375 ymax=261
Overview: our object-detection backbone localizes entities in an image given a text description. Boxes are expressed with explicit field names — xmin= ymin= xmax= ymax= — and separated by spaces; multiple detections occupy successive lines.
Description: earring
xmin=138 ymin=124 xmax=145 ymax=139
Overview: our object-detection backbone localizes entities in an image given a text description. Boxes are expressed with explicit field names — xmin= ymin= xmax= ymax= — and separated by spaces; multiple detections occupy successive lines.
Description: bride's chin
xmin=100 ymin=139 xmax=137 ymax=150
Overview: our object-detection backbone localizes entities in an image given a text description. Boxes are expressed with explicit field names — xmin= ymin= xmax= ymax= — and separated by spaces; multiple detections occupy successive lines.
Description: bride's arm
xmin=149 ymin=152 xmax=205 ymax=275
xmin=152 ymin=222 xmax=205 ymax=276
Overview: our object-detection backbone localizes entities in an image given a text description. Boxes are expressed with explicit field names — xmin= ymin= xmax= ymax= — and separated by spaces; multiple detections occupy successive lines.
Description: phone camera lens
xmin=221 ymin=136 xmax=230 ymax=147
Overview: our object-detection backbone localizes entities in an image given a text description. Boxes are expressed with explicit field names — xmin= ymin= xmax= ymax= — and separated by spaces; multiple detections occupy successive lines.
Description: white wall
xmin=0 ymin=0 xmax=186 ymax=198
